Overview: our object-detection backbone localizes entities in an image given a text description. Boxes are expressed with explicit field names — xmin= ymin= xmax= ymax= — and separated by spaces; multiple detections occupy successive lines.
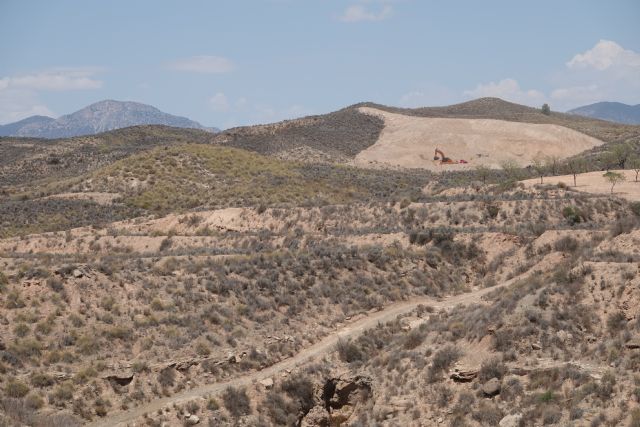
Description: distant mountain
xmin=0 ymin=115 xmax=55 ymax=137
xmin=0 ymin=100 xmax=218 ymax=138
xmin=568 ymin=101 xmax=640 ymax=125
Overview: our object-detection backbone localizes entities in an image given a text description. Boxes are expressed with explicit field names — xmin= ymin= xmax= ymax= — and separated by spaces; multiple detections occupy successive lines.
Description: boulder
xmin=185 ymin=414 xmax=200 ymax=425
xmin=323 ymin=375 xmax=372 ymax=425
xmin=301 ymin=405 xmax=329 ymax=427
xmin=450 ymin=365 xmax=478 ymax=382
xmin=72 ymin=268 xmax=84 ymax=278
xmin=482 ymin=378 xmax=501 ymax=397
xmin=259 ymin=377 xmax=274 ymax=389
xmin=499 ymin=413 xmax=522 ymax=427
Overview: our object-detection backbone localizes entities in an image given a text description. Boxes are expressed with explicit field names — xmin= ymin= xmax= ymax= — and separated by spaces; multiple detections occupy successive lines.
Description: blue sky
xmin=1 ymin=0 xmax=639 ymax=128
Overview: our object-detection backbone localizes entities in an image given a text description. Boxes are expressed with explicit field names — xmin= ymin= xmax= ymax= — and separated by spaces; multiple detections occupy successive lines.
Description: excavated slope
xmin=354 ymin=107 xmax=605 ymax=171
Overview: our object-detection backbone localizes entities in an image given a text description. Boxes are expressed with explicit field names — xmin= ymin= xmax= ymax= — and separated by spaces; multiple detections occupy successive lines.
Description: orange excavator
xmin=433 ymin=148 xmax=468 ymax=165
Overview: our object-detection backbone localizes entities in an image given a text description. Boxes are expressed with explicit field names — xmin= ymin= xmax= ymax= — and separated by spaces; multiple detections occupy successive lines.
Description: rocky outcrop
xmin=300 ymin=374 xmax=373 ymax=427
xmin=482 ymin=378 xmax=501 ymax=397
xmin=450 ymin=364 xmax=478 ymax=382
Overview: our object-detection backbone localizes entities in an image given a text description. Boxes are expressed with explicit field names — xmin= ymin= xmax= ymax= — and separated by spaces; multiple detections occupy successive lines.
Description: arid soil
xmin=523 ymin=169 xmax=640 ymax=201
xmin=353 ymin=107 xmax=605 ymax=171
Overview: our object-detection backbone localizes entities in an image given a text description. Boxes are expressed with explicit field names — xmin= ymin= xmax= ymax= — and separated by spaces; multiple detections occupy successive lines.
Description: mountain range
xmin=568 ymin=101 xmax=640 ymax=125
xmin=0 ymin=100 xmax=218 ymax=138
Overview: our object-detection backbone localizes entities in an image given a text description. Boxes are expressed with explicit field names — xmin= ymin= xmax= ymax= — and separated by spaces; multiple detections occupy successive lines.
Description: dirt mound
xmin=353 ymin=107 xmax=605 ymax=171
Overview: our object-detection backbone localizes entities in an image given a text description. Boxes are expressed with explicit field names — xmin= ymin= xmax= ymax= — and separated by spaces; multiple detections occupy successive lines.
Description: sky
xmin=1 ymin=0 xmax=639 ymax=128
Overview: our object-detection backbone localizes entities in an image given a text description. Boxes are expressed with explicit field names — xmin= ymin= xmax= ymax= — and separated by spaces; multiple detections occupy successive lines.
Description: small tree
xmin=629 ymin=155 xmax=640 ymax=182
xmin=541 ymin=103 xmax=551 ymax=115
xmin=500 ymin=159 xmax=522 ymax=181
xmin=612 ymin=143 xmax=632 ymax=169
xmin=603 ymin=171 xmax=625 ymax=194
xmin=565 ymin=158 xmax=586 ymax=187
xmin=531 ymin=156 xmax=547 ymax=184
xmin=474 ymin=164 xmax=492 ymax=184
xmin=545 ymin=155 xmax=561 ymax=176
xmin=600 ymin=151 xmax=617 ymax=171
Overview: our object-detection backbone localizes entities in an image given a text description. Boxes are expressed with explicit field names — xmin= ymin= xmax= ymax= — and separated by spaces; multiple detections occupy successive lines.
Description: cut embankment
xmin=354 ymin=107 xmax=604 ymax=171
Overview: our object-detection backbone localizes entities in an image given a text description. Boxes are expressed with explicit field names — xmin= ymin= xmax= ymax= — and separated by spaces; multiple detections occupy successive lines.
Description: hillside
xmin=0 ymin=100 xmax=218 ymax=139
xmin=1 ymin=165 xmax=639 ymax=425
xmin=211 ymin=98 xmax=640 ymax=169
xmin=0 ymin=125 xmax=215 ymax=190
xmin=568 ymin=101 xmax=640 ymax=125
xmin=353 ymin=107 xmax=605 ymax=170
xmin=0 ymin=116 xmax=55 ymax=137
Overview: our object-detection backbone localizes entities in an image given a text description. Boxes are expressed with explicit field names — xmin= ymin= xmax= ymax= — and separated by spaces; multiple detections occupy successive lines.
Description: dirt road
xmin=88 ymin=283 xmax=506 ymax=427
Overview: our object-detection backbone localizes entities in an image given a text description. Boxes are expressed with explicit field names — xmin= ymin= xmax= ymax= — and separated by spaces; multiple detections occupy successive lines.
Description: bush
xmin=336 ymin=338 xmax=363 ymax=363
xmin=478 ymin=357 xmax=506 ymax=382
xmin=554 ymin=236 xmax=579 ymax=253
xmin=158 ymin=368 xmax=175 ymax=388
xmin=562 ymin=206 xmax=586 ymax=225
xmin=281 ymin=377 xmax=315 ymax=413
xmin=607 ymin=311 xmax=627 ymax=334
xmin=428 ymin=345 xmax=462 ymax=382
xmin=5 ymin=379 xmax=30 ymax=398
xmin=222 ymin=386 xmax=251 ymax=417
xmin=30 ymin=372 xmax=55 ymax=388
xmin=472 ymin=401 xmax=503 ymax=425
xmin=631 ymin=202 xmax=640 ymax=217
xmin=487 ymin=204 xmax=500 ymax=219
xmin=49 ymin=382 xmax=74 ymax=405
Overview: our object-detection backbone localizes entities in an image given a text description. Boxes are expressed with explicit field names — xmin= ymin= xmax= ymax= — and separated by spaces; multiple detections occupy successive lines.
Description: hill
xmin=212 ymin=97 xmax=640 ymax=169
xmin=568 ymin=101 xmax=640 ymax=125
xmin=0 ymin=116 xmax=55 ymax=137
xmin=0 ymin=125 xmax=216 ymax=190
xmin=352 ymin=106 xmax=605 ymax=170
xmin=0 ymin=100 xmax=218 ymax=138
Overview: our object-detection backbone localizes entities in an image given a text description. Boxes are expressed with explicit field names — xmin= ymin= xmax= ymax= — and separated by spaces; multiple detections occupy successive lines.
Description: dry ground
xmin=1 ymin=181 xmax=639 ymax=427
xmin=523 ymin=169 xmax=640 ymax=201
xmin=353 ymin=107 xmax=605 ymax=171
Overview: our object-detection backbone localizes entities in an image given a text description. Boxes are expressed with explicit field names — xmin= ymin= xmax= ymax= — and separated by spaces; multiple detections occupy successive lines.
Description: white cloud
xmin=567 ymin=40 xmax=640 ymax=71
xmin=460 ymin=40 xmax=640 ymax=112
xmin=552 ymin=40 xmax=640 ymax=109
xmin=208 ymin=93 xmax=311 ymax=128
xmin=340 ymin=4 xmax=392 ymax=22
xmin=0 ymin=88 xmax=56 ymax=124
xmin=169 ymin=56 xmax=234 ymax=73
xmin=208 ymin=92 xmax=230 ymax=112
xmin=463 ymin=78 xmax=545 ymax=107
xmin=0 ymin=68 xmax=103 ymax=92
xmin=0 ymin=68 xmax=103 ymax=124
xmin=550 ymin=85 xmax=602 ymax=103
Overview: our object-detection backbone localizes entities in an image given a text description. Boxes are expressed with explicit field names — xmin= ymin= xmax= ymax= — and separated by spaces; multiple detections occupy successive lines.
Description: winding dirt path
xmin=88 ymin=283 xmax=508 ymax=427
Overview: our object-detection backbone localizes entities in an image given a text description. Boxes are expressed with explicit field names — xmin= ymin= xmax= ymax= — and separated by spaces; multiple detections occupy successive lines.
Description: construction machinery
xmin=433 ymin=148 xmax=468 ymax=165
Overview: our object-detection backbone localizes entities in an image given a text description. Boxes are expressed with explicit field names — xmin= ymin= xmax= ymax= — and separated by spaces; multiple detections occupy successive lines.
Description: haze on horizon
xmin=1 ymin=0 xmax=639 ymax=128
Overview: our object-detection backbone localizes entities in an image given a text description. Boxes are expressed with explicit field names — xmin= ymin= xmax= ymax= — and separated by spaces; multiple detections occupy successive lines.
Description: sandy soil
xmin=522 ymin=170 xmax=640 ymax=201
xmin=353 ymin=107 xmax=604 ymax=171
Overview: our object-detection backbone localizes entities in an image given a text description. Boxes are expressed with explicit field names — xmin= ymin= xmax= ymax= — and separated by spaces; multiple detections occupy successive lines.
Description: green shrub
xmin=562 ymin=206 xmax=586 ymax=225
xmin=539 ymin=390 xmax=556 ymax=403
xmin=631 ymin=202 xmax=640 ymax=217
xmin=5 ymin=379 xmax=30 ymax=398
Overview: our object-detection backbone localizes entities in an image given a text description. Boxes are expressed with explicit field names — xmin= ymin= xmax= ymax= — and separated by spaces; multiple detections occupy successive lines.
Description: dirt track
xmin=87 ymin=282 xmax=510 ymax=427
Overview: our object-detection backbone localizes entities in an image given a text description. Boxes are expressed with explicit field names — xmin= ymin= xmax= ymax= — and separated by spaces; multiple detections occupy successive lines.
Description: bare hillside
xmin=353 ymin=107 xmax=605 ymax=170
